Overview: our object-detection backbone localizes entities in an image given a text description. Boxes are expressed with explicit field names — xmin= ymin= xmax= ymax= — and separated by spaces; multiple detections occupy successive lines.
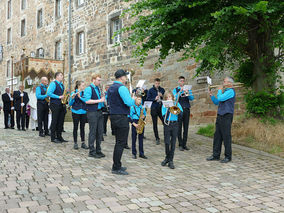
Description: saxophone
xmin=61 ymin=88 xmax=70 ymax=105
xmin=136 ymin=106 xmax=146 ymax=134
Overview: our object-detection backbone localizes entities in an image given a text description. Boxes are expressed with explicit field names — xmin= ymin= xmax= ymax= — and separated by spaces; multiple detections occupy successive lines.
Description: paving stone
xmin=0 ymin=119 xmax=283 ymax=213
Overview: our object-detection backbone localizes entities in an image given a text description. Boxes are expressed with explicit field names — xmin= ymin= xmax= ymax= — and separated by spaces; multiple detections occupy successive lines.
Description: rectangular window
xmin=37 ymin=9 xmax=43 ymax=28
xmin=6 ymin=60 xmax=11 ymax=78
xmin=21 ymin=0 xmax=26 ymax=10
xmin=0 ymin=45 xmax=3 ymax=62
xmin=36 ymin=48 xmax=44 ymax=58
xmin=7 ymin=0 xmax=11 ymax=19
xmin=77 ymin=32 xmax=85 ymax=55
xmin=77 ymin=0 xmax=84 ymax=7
xmin=55 ymin=41 xmax=62 ymax=60
xmin=55 ymin=0 xmax=62 ymax=18
xmin=7 ymin=28 xmax=12 ymax=44
xmin=21 ymin=19 xmax=26 ymax=37
xmin=110 ymin=17 xmax=122 ymax=44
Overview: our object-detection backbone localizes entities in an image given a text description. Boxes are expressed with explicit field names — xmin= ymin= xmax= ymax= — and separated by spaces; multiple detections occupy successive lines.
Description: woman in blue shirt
xmin=69 ymin=81 xmax=88 ymax=150
xmin=161 ymin=91 xmax=183 ymax=169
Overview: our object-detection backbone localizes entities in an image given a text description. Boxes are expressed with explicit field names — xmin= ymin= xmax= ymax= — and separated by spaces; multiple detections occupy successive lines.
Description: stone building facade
xmin=0 ymin=0 xmax=245 ymax=124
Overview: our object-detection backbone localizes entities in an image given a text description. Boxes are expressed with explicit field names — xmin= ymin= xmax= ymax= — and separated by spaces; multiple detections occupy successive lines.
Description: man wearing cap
xmin=107 ymin=69 xmax=135 ymax=175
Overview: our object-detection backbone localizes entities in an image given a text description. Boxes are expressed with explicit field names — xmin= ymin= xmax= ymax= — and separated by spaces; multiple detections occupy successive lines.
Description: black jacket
xmin=1 ymin=93 xmax=12 ymax=111
xmin=13 ymin=91 xmax=29 ymax=111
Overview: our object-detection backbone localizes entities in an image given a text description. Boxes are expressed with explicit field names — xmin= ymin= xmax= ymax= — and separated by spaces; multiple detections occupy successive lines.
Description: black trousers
xmin=37 ymin=102 xmax=49 ymax=134
xmin=87 ymin=110 xmax=103 ymax=153
xmin=164 ymin=122 xmax=178 ymax=161
xmin=103 ymin=113 xmax=109 ymax=134
xmin=213 ymin=113 xmax=233 ymax=159
xmin=110 ymin=114 xmax=129 ymax=171
xmin=150 ymin=106 xmax=163 ymax=140
xmin=131 ymin=120 xmax=144 ymax=156
xmin=4 ymin=110 xmax=14 ymax=128
xmin=25 ymin=113 xmax=30 ymax=129
xmin=178 ymin=107 xmax=190 ymax=147
xmin=72 ymin=113 xmax=86 ymax=143
xmin=50 ymin=103 xmax=65 ymax=140
xmin=16 ymin=110 xmax=26 ymax=130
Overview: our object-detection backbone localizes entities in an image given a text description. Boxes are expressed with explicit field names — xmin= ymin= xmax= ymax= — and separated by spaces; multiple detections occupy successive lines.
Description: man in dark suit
xmin=13 ymin=85 xmax=29 ymax=131
xmin=1 ymin=88 xmax=15 ymax=129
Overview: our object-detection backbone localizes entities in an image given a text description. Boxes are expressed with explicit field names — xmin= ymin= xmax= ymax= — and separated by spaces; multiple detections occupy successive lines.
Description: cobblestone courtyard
xmin=0 ymin=115 xmax=284 ymax=213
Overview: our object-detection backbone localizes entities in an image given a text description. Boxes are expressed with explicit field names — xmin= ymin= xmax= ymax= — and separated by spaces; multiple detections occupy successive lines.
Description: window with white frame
xmin=37 ymin=9 xmax=43 ymax=28
xmin=77 ymin=0 xmax=84 ymax=7
xmin=7 ymin=0 xmax=12 ymax=19
xmin=21 ymin=19 xmax=26 ymax=37
xmin=77 ymin=31 xmax=85 ymax=55
xmin=6 ymin=60 xmax=11 ymax=78
xmin=7 ymin=28 xmax=12 ymax=44
xmin=55 ymin=41 xmax=62 ymax=59
xmin=110 ymin=17 xmax=122 ymax=44
xmin=21 ymin=0 xmax=26 ymax=10
xmin=55 ymin=0 xmax=62 ymax=18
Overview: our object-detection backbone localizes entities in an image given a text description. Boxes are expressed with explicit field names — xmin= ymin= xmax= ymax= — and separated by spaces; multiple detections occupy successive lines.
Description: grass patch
xmin=196 ymin=117 xmax=284 ymax=158
xmin=197 ymin=124 xmax=215 ymax=138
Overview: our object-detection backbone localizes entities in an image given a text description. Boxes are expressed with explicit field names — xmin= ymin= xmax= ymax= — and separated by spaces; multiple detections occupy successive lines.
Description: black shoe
xmin=59 ymin=138 xmax=68 ymax=142
xmin=10 ymin=127 xmax=15 ymax=129
xmin=124 ymin=145 xmax=130 ymax=149
xmin=111 ymin=169 xmax=129 ymax=175
xmin=4 ymin=127 xmax=9 ymax=129
xmin=22 ymin=129 xmax=26 ymax=131
xmin=120 ymin=167 xmax=127 ymax=171
xmin=179 ymin=146 xmax=184 ymax=151
xmin=51 ymin=139 xmax=62 ymax=143
xmin=132 ymin=155 xmax=137 ymax=159
xmin=220 ymin=158 xmax=231 ymax=163
xmin=161 ymin=159 xmax=169 ymax=166
xmin=96 ymin=152 xmax=105 ymax=158
xmin=156 ymin=139 xmax=160 ymax=145
xmin=39 ymin=133 xmax=45 ymax=137
xmin=168 ymin=161 xmax=175 ymax=169
xmin=45 ymin=132 xmax=50 ymax=136
xmin=74 ymin=143 xmax=79 ymax=150
xmin=139 ymin=155 xmax=148 ymax=159
xmin=206 ymin=155 xmax=220 ymax=161
xmin=183 ymin=146 xmax=190 ymax=151
xmin=88 ymin=152 xmax=102 ymax=158
xmin=81 ymin=143 xmax=89 ymax=149
xmin=62 ymin=130 xmax=66 ymax=132
xmin=17 ymin=128 xmax=21 ymax=131
xmin=36 ymin=127 xmax=39 ymax=131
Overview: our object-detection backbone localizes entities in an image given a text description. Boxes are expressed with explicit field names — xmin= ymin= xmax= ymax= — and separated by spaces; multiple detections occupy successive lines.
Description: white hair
xmin=226 ymin=76 xmax=234 ymax=83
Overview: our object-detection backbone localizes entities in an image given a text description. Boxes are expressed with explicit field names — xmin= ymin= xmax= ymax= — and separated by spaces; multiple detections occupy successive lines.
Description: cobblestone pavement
xmin=0 ymin=115 xmax=284 ymax=213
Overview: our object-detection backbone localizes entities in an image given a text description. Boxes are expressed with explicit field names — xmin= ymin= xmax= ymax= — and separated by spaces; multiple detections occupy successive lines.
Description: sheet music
xmin=183 ymin=85 xmax=192 ymax=90
xmin=207 ymin=76 xmax=212 ymax=85
xmin=136 ymin=80 xmax=146 ymax=88
xmin=162 ymin=100 xmax=174 ymax=108
xmin=143 ymin=101 xmax=152 ymax=109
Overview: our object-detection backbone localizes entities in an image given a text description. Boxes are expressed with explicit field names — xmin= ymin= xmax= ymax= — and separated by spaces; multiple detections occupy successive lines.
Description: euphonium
xmin=61 ymin=88 xmax=70 ymax=104
xmin=136 ymin=107 xmax=146 ymax=134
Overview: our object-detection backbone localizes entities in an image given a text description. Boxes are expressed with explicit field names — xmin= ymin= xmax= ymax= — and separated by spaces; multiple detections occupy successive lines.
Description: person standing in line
xmin=13 ymin=85 xmax=29 ymax=131
xmin=2 ymin=88 xmax=15 ymax=129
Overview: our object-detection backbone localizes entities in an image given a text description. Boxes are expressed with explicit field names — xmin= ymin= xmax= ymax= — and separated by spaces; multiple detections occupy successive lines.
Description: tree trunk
xmin=247 ymin=17 xmax=275 ymax=93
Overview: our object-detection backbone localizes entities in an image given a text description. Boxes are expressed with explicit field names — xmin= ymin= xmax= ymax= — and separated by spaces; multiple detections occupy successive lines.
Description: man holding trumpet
xmin=206 ymin=77 xmax=236 ymax=163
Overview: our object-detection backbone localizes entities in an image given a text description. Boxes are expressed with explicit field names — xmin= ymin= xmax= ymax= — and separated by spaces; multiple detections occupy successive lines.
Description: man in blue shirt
xmin=146 ymin=78 xmax=165 ymax=145
xmin=36 ymin=77 xmax=49 ymax=137
xmin=206 ymin=77 xmax=236 ymax=163
xmin=108 ymin=69 xmax=135 ymax=175
xmin=172 ymin=76 xmax=194 ymax=151
xmin=81 ymin=74 xmax=105 ymax=158
xmin=47 ymin=72 xmax=67 ymax=143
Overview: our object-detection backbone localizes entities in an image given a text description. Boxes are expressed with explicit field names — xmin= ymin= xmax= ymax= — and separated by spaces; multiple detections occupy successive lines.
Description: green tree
xmin=121 ymin=0 xmax=284 ymax=93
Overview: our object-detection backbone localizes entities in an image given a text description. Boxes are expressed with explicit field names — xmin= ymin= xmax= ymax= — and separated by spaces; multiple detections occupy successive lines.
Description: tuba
xmin=136 ymin=106 xmax=146 ymax=134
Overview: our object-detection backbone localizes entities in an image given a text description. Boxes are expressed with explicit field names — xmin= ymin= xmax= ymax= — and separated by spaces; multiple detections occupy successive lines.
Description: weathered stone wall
xmin=0 ymin=0 xmax=246 ymax=124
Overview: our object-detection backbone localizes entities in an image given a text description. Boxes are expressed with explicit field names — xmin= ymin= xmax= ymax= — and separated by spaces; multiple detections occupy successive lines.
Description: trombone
xmin=191 ymin=82 xmax=244 ymax=95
